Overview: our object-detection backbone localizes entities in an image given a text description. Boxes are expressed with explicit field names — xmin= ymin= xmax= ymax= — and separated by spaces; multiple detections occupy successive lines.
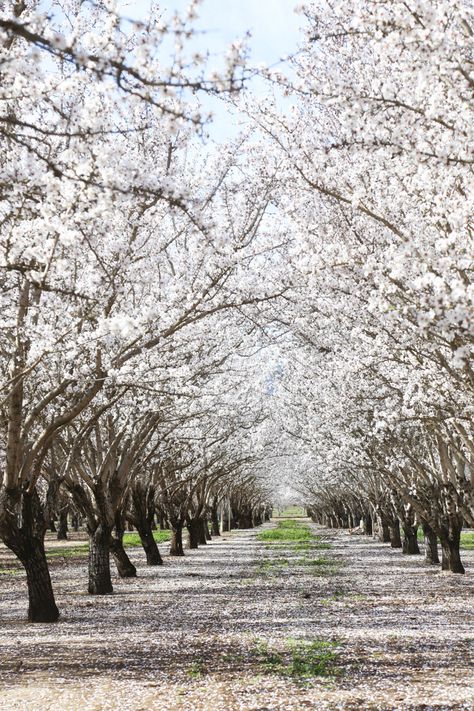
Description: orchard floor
xmin=0 ymin=522 xmax=473 ymax=711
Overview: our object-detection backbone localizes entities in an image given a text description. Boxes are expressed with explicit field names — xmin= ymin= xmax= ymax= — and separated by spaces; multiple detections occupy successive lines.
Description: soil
xmin=0 ymin=523 xmax=473 ymax=710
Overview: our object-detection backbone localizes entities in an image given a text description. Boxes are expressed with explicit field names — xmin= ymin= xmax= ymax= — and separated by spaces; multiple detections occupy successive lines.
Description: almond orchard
xmin=0 ymin=2 xmax=473 ymax=710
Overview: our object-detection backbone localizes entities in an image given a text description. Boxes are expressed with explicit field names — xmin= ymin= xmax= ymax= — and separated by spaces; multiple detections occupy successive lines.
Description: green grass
xmin=123 ymin=530 xmax=171 ymax=547
xmin=461 ymin=532 xmax=474 ymax=550
xmin=187 ymin=657 xmax=206 ymax=678
xmin=47 ymin=544 xmax=89 ymax=559
xmin=258 ymin=520 xmax=313 ymax=543
xmin=255 ymin=558 xmax=289 ymax=575
xmin=273 ymin=506 xmax=306 ymax=519
xmin=320 ymin=591 xmax=368 ymax=606
xmin=0 ymin=567 xmax=22 ymax=575
xmin=294 ymin=557 xmax=333 ymax=567
xmin=294 ymin=556 xmax=342 ymax=577
xmin=45 ymin=530 xmax=171 ymax=558
xmin=277 ymin=520 xmax=307 ymax=529
xmin=257 ymin=519 xmax=338 ymax=578
xmin=221 ymin=651 xmax=246 ymax=664
xmin=253 ymin=638 xmax=339 ymax=678
xmin=416 ymin=528 xmax=474 ymax=550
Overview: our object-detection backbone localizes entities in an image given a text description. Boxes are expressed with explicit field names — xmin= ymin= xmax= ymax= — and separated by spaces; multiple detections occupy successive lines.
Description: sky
xmin=161 ymin=0 xmax=302 ymax=65
xmin=124 ymin=0 xmax=304 ymax=141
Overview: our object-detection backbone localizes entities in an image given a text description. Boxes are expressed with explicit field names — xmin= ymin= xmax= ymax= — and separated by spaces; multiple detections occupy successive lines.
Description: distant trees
xmin=261 ymin=0 xmax=474 ymax=575
xmin=0 ymin=0 xmax=285 ymax=621
xmin=1 ymin=0 xmax=472 ymax=625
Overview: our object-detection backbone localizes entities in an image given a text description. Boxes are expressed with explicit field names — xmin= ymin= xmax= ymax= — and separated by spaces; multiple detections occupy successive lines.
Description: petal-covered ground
xmin=0 ymin=522 xmax=473 ymax=710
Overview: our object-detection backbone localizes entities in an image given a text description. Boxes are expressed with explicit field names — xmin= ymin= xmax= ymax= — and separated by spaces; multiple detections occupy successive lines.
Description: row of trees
xmin=1 ymin=0 xmax=473 ymax=623
xmin=263 ymin=0 xmax=474 ymax=575
xmin=0 ymin=0 xmax=281 ymax=622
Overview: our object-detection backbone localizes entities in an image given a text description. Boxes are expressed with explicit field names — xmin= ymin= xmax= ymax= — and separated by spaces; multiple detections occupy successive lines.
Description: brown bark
xmin=363 ymin=514 xmax=373 ymax=536
xmin=169 ymin=523 xmax=185 ymax=556
xmin=23 ymin=545 xmax=60 ymax=622
xmin=222 ymin=508 xmax=231 ymax=532
xmin=57 ymin=507 xmax=68 ymax=540
xmin=1 ymin=487 xmax=60 ymax=622
xmin=187 ymin=519 xmax=200 ymax=549
xmin=377 ymin=514 xmax=391 ymax=543
xmin=389 ymin=519 xmax=402 ymax=548
xmin=88 ymin=524 xmax=113 ymax=594
xmin=198 ymin=518 xmax=208 ymax=544
xmin=211 ymin=508 xmax=220 ymax=536
xmin=137 ymin=523 xmax=163 ymax=565
xmin=239 ymin=515 xmax=253 ymax=529
xmin=422 ymin=523 xmax=439 ymax=564
xmin=110 ymin=527 xmax=137 ymax=578
xmin=402 ymin=524 xmax=420 ymax=555
xmin=439 ymin=525 xmax=465 ymax=574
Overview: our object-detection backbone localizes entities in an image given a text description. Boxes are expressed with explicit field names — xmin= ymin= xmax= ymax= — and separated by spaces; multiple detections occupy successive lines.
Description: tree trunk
xmin=363 ymin=514 xmax=372 ymax=535
xmin=137 ymin=523 xmax=163 ymax=565
xmin=377 ymin=514 xmax=390 ymax=543
xmin=88 ymin=525 xmax=113 ymax=594
xmin=440 ymin=528 xmax=465 ymax=574
xmin=170 ymin=523 xmax=185 ymax=556
xmin=110 ymin=530 xmax=137 ymax=578
xmin=71 ymin=514 xmax=79 ymax=532
xmin=22 ymin=543 xmax=60 ymax=622
xmin=198 ymin=518 xmax=208 ymax=545
xmin=211 ymin=508 xmax=220 ymax=536
xmin=222 ymin=508 xmax=231 ymax=532
xmin=422 ymin=523 xmax=439 ymax=564
xmin=1 ymin=487 xmax=60 ymax=622
xmin=238 ymin=509 xmax=254 ymax=529
xmin=187 ymin=519 xmax=200 ymax=549
xmin=402 ymin=524 xmax=420 ymax=555
xmin=389 ymin=519 xmax=402 ymax=548
xmin=57 ymin=508 xmax=68 ymax=541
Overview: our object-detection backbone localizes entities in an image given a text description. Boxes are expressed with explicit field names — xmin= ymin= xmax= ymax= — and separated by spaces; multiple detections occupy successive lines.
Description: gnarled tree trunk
xmin=402 ymin=523 xmax=420 ymax=555
xmin=57 ymin=507 xmax=68 ymax=541
xmin=388 ymin=519 xmax=402 ymax=548
xmin=377 ymin=513 xmax=390 ymax=543
xmin=137 ymin=522 xmax=162 ymax=565
xmin=170 ymin=523 xmax=185 ymax=556
xmin=88 ymin=524 xmax=113 ymax=594
xmin=198 ymin=518 xmax=208 ymax=544
xmin=22 ymin=543 xmax=60 ymax=622
xmin=187 ymin=518 xmax=200 ymax=549
xmin=422 ymin=523 xmax=439 ymax=565
xmin=1 ymin=487 xmax=60 ymax=622
xmin=439 ymin=522 xmax=465 ymax=574
xmin=110 ymin=518 xmax=136 ymax=578
xmin=211 ymin=508 xmax=220 ymax=536
xmin=127 ymin=483 xmax=162 ymax=565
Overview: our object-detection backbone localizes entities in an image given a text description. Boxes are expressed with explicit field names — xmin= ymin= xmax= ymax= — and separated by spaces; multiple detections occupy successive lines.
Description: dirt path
xmin=0 ymin=523 xmax=473 ymax=710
